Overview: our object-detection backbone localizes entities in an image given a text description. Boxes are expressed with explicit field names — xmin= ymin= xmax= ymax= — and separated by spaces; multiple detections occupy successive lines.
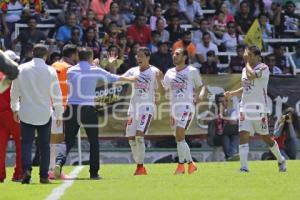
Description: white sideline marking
xmin=45 ymin=166 xmax=84 ymax=200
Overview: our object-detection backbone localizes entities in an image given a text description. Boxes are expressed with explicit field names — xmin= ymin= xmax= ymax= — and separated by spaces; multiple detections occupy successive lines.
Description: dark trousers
xmin=222 ymin=134 xmax=239 ymax=159
xmin=56 ymin=105 xmax=100 ymax=176
xmin=20 ymin=118 xmax=51 ymax=179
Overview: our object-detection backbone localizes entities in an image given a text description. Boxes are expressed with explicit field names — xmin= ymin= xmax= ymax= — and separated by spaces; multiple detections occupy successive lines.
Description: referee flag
xmin=244 ymin=19 xmax=263 ymax=50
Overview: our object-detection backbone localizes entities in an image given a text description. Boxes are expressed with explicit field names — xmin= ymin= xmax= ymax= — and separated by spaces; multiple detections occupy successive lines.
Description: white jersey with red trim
xmin=124 ymin=66 xmax=159 ymax=112
xmin=240 ymin=63 xmax=270 ymax=113
xmin=163 ymin=65 xmax=203 ymax=104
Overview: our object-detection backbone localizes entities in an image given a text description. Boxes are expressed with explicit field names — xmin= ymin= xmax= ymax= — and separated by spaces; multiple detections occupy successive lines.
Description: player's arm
xmin=161 ymin=72 xmax=170 ymax=93
xmin=119 ymin=75 xmax=137 ymax=82
xmin=224 ymin=87 xmax=243 ymax=99
xmin=154 ymin=70 xmax=165 ymax=105
xmin=10 ymin=78 xmax=21 ymax=122
xmin=96 ymin=67 xmax=136 ymax=83
xmin=193 ymin=69 xmax=205 ymax=103
xmin=245 ymin=62 xmax=263 ymax=81
xmin=243 ymin=48 xmax=264 ymax=81
xmin=155 ymin=70 xmax=165 ymax=94
xmin=118 ymin=68 xmax=137 ymax=83
xmin=195 ymin=85 xmax=206 ymax=103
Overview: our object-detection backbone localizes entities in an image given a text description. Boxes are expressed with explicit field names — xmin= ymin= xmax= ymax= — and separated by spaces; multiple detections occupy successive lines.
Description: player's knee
xmin=239 ymin=131 xmax=249 ymax=144
xmin=136 ymin=136 xmax=145 ymax=144
xmin=136 ymin=130 xmax=144 ymax=136
xmin=261 ymin=135 xmax=274 ymax=147
xmin=175 ymin=134 xmax=185 ymax=142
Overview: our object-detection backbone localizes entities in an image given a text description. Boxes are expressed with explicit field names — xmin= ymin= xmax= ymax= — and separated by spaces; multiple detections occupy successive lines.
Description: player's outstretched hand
xmin=108 ymin=51 xmax=118 ymax=63
xmin=224 ymin=91 xmax=232 ymax=99
xmin=121 ymin=75 xmax=138 ymax=82
xmin=243 ymin=48 xmax=249 ymax=63
xmin=93 ymin=58 xmax=100 ymax=66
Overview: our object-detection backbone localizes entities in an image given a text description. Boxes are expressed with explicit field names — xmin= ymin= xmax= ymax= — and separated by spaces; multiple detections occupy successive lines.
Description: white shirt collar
xmin=32 ymin=58 xmax=47 ymax=66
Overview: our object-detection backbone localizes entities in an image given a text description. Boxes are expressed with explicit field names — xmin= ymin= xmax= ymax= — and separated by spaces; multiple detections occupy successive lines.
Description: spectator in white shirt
xmin=265 ymin=54 xmax=283 ymax=75
xmin=192 ymin=18 xmax=221 ymax=46
xmin=149 ymin=4 xmax=167 ymax=30
xmin=222 ymin=21 xmax=244 ymax=52
xmin=10 ymin=44 xmax=63 ymax=184
xmin=291 ymin=41 xmax=300 ymax=70
xmin=156 ymin=17 xmax=170 ymax=42
xmin=179 ymin=0 xmax=203 ymax=27
xmin=196 ymin=32 xmax=219 ymax=64
xmin=2 ymin=0 xmax=24 ymax=49
xmin=258 ymin=13 xmax=272 ymax=39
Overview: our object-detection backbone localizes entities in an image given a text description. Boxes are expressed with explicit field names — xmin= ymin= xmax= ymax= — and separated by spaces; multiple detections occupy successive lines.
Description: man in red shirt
xmin=127 ymin=13 xmax=151 ymax=47
xmin=0 ymin=51 xmax=22 ymax=183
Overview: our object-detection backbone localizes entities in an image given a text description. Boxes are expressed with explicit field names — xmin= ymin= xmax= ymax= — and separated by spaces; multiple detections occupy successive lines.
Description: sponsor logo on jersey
xmin=135 ymin=74 xmax=151 ymax=91
xmin=140 ymin=114 xmax=146 ymax=126
xmin=181 ymin=111 xmax=188 ymax=121
xmin=242 ymin=78 xmax=253 ymax=94
xmin=170 ymin=73 xmax=187 ymax=91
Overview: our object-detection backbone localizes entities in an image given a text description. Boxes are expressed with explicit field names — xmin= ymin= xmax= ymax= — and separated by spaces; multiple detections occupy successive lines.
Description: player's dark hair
xmin=78 ymin=47 xmax=93 ymax=61
xmin=33 ymin=44 xmax=48 ymax=58
xmin=62 ymin=44 xmax=78 ymax=58
xmin=248 ymin=45 xmax=261 ymax=57
xmin=137 ymin=47 xmax=151 ymax=57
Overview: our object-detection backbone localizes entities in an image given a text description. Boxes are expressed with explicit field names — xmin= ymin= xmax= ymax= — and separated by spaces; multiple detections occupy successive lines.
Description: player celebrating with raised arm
xmin=224 ymin=46 xmax=286 ymax=172
xmin=124 ymin=47 xmax=164 ymax=176
xmin=163 ymin=48 xmax=205 ymax=175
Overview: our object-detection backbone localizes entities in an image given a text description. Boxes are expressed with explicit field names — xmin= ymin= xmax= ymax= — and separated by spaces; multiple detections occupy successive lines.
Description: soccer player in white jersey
xmin=224 ymin=46 xmax=286 ymax=172
xmin=163 ymin=48 xmax=205 ymax=175
xmin=124 ymin=47 xmax=164 ymax=175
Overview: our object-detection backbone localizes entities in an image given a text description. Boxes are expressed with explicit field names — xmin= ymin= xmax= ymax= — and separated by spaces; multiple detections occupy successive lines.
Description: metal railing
xmin=14 ymin=23 xmax=55 ymax=39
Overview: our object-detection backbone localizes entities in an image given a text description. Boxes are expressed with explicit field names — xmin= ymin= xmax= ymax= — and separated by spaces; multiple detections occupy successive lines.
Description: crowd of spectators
xmin=0 ymin=0 xmax=300 ymax=75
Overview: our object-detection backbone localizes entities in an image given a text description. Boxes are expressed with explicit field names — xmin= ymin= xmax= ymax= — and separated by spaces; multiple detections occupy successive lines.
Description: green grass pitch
xmin=1 ymin=161 xmax=300 ymax=200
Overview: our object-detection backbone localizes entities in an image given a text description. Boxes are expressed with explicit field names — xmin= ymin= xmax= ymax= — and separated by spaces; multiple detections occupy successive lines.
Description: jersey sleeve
xmin=257 ymin=64 xmax=269 ymax=79
xmin=123 ymin=68 xmax=133 ymax=77
xmin=261 ymin=65 xmax=270 ymax=79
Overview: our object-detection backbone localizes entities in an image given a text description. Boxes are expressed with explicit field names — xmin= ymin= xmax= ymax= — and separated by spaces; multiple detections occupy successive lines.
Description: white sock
xmin=129 ymin=139 xmax=137 ymax=163
xmin=270 ymin=141 xmax=285 ymax=163
xmin=177 ymin=141 xmax=186 ymax=163
xmin=239 ymin=143 xmax=249 ymax=170
xmin=49 ymin=144 xmax=57 ymax=171
xmin=135 ymin=136 xmax=145 ymax=164
xmin=183 ymin=140 xmax=193 ymax=163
